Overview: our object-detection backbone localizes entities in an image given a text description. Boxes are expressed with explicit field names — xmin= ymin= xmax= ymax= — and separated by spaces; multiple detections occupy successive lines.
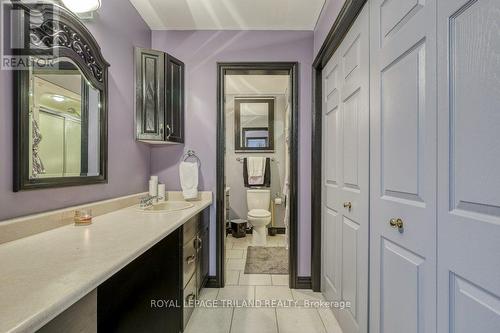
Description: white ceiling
xmin=129 ymin=0 xmax=326 ymax=30
xmin=37 ymin=74 xmax=82 ymax=95
xmin=225 ymin=75 xmax=289 ymax=95
xmin=240 ymin=103 xmax=269 ymax=117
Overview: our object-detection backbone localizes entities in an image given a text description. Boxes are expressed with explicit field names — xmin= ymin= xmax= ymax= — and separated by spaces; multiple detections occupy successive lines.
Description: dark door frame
xmin=311 ymin=0 xmax=368 ymax=292
xmin=214 ymin=62 xmax=300 ymax=288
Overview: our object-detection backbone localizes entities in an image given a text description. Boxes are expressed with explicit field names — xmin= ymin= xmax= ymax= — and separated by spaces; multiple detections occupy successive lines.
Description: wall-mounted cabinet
xmin=135 ymin=48 xmax=184 ymax=144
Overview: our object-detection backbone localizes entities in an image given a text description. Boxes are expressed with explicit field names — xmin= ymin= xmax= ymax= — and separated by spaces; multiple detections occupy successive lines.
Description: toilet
xmin=247 ymin=189 xmax=272 ymax=246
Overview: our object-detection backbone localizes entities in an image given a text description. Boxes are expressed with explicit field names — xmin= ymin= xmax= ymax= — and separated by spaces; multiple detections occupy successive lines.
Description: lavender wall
xmin=314 ymin=0 xmax=346 ymax=57
xmin=150 ymin=30 xmax=313 ymax=276
xmin=0 ymin=0 xmax=151 ymax=220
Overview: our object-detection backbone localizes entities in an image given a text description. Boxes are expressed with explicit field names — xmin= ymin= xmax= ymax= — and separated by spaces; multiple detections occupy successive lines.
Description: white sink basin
xmin=138 ymin=201 xmax=194 ymax=213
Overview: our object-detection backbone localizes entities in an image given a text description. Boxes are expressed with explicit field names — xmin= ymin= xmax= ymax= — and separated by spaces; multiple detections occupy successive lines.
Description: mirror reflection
xmin=235 ymin=98 xmax=274 ymax=151
xmin=29 ymin=57 xmax=101 ymax=179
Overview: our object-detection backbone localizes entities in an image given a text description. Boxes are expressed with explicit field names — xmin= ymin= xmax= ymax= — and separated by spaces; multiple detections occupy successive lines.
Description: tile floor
xmin=225 ymin=234 xmax=288 ymax=285
xmin=185 ymin=286 xmax=344 ymax=333
xmin=184 ymin=234 xmax=343 ymax=333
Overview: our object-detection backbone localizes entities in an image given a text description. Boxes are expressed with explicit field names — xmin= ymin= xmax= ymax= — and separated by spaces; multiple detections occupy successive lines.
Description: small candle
xmin=74 ymin=209 xmax=93 ymax=225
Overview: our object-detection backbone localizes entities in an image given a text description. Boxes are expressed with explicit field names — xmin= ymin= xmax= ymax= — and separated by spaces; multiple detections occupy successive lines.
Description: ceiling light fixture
xmin=61 ymin=0 xmax=101 ymax=14
xmin=52 ymin=95 xmax=65 ymax=102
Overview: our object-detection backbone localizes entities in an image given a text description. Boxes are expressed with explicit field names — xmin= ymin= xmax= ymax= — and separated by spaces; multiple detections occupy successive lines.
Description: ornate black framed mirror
xmin=12 ymin=1 xmax=109 ymax=191
xmin=234 ymin=97 xmax=275 ymax=152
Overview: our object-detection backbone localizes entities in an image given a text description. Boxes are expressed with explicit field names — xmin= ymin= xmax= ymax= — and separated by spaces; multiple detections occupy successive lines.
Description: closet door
xmin=437 ymin=1 xmax=500 ymax=332
xmin=321 ymin=4 xmax=369 ymax=333
xmin=369 ymin=0 xmax=437 ymax=332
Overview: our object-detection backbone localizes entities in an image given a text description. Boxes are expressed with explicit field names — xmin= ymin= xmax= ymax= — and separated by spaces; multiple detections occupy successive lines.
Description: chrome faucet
xmin=139 ymin=195 xmax=157 ymax=209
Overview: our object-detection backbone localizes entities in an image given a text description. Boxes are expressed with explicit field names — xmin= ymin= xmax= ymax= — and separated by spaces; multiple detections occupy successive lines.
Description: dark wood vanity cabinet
xmin=181 ymin=209 xmax=210 ymax=329
xmin=135 ymin=48 xmax=184 ymax=144
xmin=197 ymin=208 xmax=210 ymax=291
xmin=97 ymin=208 xmax=209 ymax=332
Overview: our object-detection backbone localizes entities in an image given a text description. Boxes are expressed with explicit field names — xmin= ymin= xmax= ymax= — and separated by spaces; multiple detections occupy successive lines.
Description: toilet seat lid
xmin=248 ymin=209 xmax=271 ymax=218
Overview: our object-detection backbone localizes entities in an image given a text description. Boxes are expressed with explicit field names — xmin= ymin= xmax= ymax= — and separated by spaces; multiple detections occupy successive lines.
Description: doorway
xmin=215 ymin=63 xmax=299 ymax=288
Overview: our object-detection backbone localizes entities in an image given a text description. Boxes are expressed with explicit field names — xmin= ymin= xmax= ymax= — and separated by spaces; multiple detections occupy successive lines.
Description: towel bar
xmin=236 ymin=157 xmax=275 ymax=163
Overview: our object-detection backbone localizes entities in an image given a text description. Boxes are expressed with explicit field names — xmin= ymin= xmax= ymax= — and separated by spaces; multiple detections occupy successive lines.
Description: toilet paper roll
xmin=274 ymin=198 xmax=282 ymax=205
xmin=158 ymin=184 xmax=166 ymax=202
xmin=149 ymin=179 xmax=158 ymax=198
xmin=150 ymin=175 xmax=159 ymax=182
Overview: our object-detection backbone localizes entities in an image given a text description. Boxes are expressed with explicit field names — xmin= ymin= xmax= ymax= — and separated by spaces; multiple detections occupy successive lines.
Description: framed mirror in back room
xmin=234 ymin=97 xmax=275 ymax=152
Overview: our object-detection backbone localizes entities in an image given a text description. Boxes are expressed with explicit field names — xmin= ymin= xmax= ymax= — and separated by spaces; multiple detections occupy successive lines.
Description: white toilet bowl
xmin=246 ymin=189 xmax=272 ymax=246
xmin=248 ymin=209 xmax=271 ymax=246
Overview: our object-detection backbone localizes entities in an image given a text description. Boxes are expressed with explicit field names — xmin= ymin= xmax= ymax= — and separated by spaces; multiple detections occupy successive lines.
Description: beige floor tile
xmin=217 ymin=286 xmax=255 ymax=303
xmin=184 ymin=307 xmax=233 ymax=333
xmin=238 ymin=274 xmax=272 ymax=286
xmin=231 ymin=307 xmax=278 ymax=333
xmin=276 ymin=308 xmax=326 ymax=333
xmin=232 ymin=241 xmax=250 ymax=250
xmin=227 ymin=249 xmax=244 ymax=259
xmin=226 ymin=258 xmax=246 ymax=270
xmin=266 ymin=236 xmax=285 ymax=246
xmin=318 ymin=308 xmax=343 ymax=333
xmin=271 ymin=275 xmax=289 ymax=286
xmin=198 ymin=288 xmax=219 ymax=301
xmin=291 ymin=289 xmax=325 ymax=306
xmin=231 ymin=236 xmax=249 ymax=243
xmin=255 ymin=286 xmax=293 ymax=302
xmin=225 ymin=270 xmax=240 ymax=285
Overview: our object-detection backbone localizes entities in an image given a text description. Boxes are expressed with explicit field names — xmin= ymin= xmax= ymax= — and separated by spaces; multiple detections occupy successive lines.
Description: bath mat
xmin=244 ymin=246 xmax=288 ymax=274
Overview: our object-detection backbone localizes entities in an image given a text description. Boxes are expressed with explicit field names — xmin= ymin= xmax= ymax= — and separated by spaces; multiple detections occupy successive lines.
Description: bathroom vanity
xmin=98 ymin=209 xmax=209 ymax=332
xmin=0 ymin=192 xmax=212 ymax=333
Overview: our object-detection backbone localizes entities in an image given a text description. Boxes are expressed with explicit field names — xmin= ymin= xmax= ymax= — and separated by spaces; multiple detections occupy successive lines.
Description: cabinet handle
xmin=185 ymin=293 xmax=196 ymax=306
xmin=194 ymin=236 xmax=202 ymax=250
xmin=389 ymin=218 xmax=404 ymax=232
xmin=165 ymin=124 xmax=172 ymax=140
xmin=186 ymin=255 xmax=196 ymax=265
xmin=343 ymin=202 xmax=352 ymax=210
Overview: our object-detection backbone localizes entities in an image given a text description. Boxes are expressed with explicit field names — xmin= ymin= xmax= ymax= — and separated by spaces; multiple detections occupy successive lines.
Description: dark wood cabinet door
xmin=165 ymin=55 xmax=185 ymax=143
xmin=135 ymin=48 xmax=165 ymax=141
xmin=97 ymin=228 xmax=182 ymax=333
xmin=197 ymin=208 xmax=210 ymax=291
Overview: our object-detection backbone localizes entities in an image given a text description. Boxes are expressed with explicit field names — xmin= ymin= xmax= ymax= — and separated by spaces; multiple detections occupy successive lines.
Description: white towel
xmin=179 ymin=162 xmax=199 ymax=200
xmin=248 ymin=157 xmax=266 ymax=185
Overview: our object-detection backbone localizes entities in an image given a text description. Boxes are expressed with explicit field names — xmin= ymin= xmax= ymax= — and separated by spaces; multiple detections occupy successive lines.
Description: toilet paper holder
xmin=274 ymin=193 xmax=286 ymax=206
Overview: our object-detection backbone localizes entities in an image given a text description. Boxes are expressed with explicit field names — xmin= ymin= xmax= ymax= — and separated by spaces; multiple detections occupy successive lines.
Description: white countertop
xmin=0 ymin=194 xmax=212 ymax=333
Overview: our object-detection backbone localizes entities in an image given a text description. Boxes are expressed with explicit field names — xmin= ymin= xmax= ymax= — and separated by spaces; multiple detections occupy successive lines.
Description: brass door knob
xmin=343 ymin=202 xmax=352 ymax=210
xmin=389 ymin=218 xmax=404 ymax=231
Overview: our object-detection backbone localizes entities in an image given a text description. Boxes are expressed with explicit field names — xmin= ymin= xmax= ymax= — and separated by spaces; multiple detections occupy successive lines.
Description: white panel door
xmin=437 ymin=1 xmax=500 ymax=332
xmin=322 ymin=4 xmax=369 ymax=333
xmin=369 ymin=0 xmax=437 ymax=332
